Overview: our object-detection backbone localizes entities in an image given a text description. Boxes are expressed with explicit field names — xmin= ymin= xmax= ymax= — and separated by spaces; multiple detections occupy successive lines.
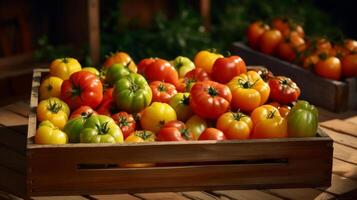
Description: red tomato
xmin=69 ymin=106 xmax=98 ymax=119
xmin=96 ymin=99 xmax=118 ymax=116
xmin=102 ymin=87 xmax=114 ymax=102
xmin=144 ymin=58 xmax=179 ymax=86
xmin=177 ymin=68 xmax=211 ymax=92
xmin=157 ymin=120 xmax=193 ymax=141
xmin=61 ymin=71 xmax=103 ymax=110
xmin=211 ymin=56 xmax=247 ymax=84
xmin=271 ymin=18 xmax=304 ymax=37
xmin=198 ymin=128 xmax=226 ymax=140
xmin=341 ymin=54 xmax=357 ymax=77
xmin=276 ymin=32 xmax=306 ymax=62
xmin=258 ymin=29 xmax=283 ymax=55
xmin=149 ymin=81 xmax=177 ymax=103
xmin=247 ymin=21 xmax=270 ymax=49
xmin=112 ymin=112 xmax=136 ymax=139
xmin=137 ymin=58 xmax=156 ymax=75
xmin=190 ymin=80 xmax=232 ymax=119
xmin=314 ymin=56 xmax=342 ymax=80
xmin=344 ymin=39 xmax=357 ymax=52
xmin=268 ymin=76 xmax=301 ymax=104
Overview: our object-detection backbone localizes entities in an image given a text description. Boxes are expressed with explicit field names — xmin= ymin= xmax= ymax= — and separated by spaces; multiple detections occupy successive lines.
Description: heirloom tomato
xmin=258 ymin=29 xmax=282 ymax=55
xmin=216 ymin=112 xmax=253 ymax=139
xmin=144 ymin=58 xmax=179 ymax=86
xmin=190 ymin=80 xmax=232 ymax=119
xmin=150 ymin=81 xmax=177 ymax=103
xmin=268 ymin=76 xmax=300 ymax=104
xmin=82 ymin=67 xmax=100 ymax=77
xmin=39 ymin=76 xmax=63 ymax=100
xmin=211 ymin=55 xmax=247 ymax=84
xmin=341 ymin=54 xmax=357 ymax=77
xmin=157 ymin=120 xmax=193 ymax=141
xmin=171 ymin=56 xmax=195 ymax=78
xmin=105 ymin=63 xmax=132 ymax=85
xmin=64 ymin=111 xmax=93 ymax=143
xmin=35 ymin=120 xmax=68 ymax=144
xmin=344 ymin=39 xmax=357 ymax=52
xmin=50 ymin=57 xmax=81 ymax=80
xmin=177 ymin=68 xmax=210 ymax=92
xmin=96 ymin=99 xmax=118 ymax=116
xmin=276 ymin=32 xmax=306 ymax=62
xmin=80 ymin=115 xmax=123 ymax=143
xmin=314 ymin=56 xmax=341 ymax=80
xmin=198 ymin=128 xmax=226 ymax=140
xmin=247 ymin=66 xmax=274 ymax=82
xmin=37 ymin=97 xmax=69 ymax=129
xmin=169 ymin=92 xmax=193 ymax=121
xmin=267 ymin=102 xmax=291 ymax=117
xmin=287 ymin=101 xmax=318 ymax=137
xmin=140 ymin=102 xmax=177 ymax=134
xmin=227 ymin=71 xmax=270 ymax=112
xmin=103 ymin=51 xmax=137 ymax=73
xmin=102 ymin=88 xmax=114 ymax=103
xmin=194 ymin=50 xmax=223 ymax=74
xmin=113 ymin=73 xmax=152 ymax=113
xmin=303 ymin=54 xmax=319 ymax=69
xmin=251 ymin=105 xmax=280 ymax=125
xmin=185 ymin=115 xmax=207 ymax=140
xmin=61 ymin=71 xmax=103 ymax=110
xmin=112 ymin=112 xmax=136 ymax=139
xmin=247 ymin=21 xmax=270 ymax=49
xmin=271 ymin=18 xmax=304 ymax=37
xmin=137 ymin=58 xmax=156 ymax=74
xmin=69 ymin=106 xmax=97 ymax=119
xmin=125 ymin=130 xmax=156 ymax=143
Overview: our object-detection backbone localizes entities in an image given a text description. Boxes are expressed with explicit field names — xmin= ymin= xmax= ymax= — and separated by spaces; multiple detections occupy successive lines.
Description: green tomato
xmin=113 ymin=73 xmax=152 ymax=113
xmin=82 ymin=67 xmax=100 ymax=77
xmin=63 ymin=114 xmax=92 ymax=143
xmin=185 ymin=115 xmax=208 ymax=140
xmin=80 ymin=115 xmax=124 ymax=143
xmin=105 ymin=63 xmax=132 ymax=85
xmin=287 ymin=100 xmax=318 ymax=137
xmin=172 ymin=56 xmax=195 ymax=78
xmin=169 ymin=92 xmax=193 ymax=121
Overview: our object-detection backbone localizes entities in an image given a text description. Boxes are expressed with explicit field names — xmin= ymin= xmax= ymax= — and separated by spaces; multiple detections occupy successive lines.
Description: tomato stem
xmin=47 ymin=100 xmax=62 ymax=113
xmin=207 ymin=87 xmax=218 ymax=97
xmin=181 ymin=94 xmax=190 ymax=105
xmin=96 ymin=122 xmax=110 ymax=135
xmin=180 ymin=128 xmax=191 ymax=140
xmin=158 ymin=83 xmax=166 ymax=92
xmin=267 ymin=110 xmax=277 ymax=119
xmin=135 ymin=131 xmax=152 ymax=140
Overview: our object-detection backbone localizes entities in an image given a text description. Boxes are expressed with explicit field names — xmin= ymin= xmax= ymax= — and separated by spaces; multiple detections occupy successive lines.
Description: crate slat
xmin=213 ymin=190 xmax=282 ymax=200
xmin=333 ymin=158 xmax=357 ymax=180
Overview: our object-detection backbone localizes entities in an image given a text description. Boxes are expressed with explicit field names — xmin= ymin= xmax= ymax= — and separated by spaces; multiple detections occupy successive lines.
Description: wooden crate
xmin=230 ymin=42 xmax=357 ymax=113
xmin=0 ymin=69 xmax=333 ymax=199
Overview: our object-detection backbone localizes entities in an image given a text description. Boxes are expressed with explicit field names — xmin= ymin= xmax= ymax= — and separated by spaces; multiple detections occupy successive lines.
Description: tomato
xmin=144 ymin=58 xmax=179 ymax=86
xmin=211 ymin=55 xmax=247 ymax=84
xmin=271 ymin=18 xmax=304 ymax=37
xmin=111 ymin=112 xmax=136 ymax=139
xmin=330 ymin=45 xmax=350 ymax=59
xmin=105 ymin=63 xmax=132 ymax=85
xmin=171 ymin=56 xmax=195 ymax=78
xmin=185 ymin=115 xmax=207 ymax=140
xmin=287 ymin=100 xmax=318 ymax=137
xmin=137 ymin=58 xmax=156 ymax=75
xmin=39 ymin=76 xmax=63 ymax=100
xmin=314 ymin=56 xmax=342 ymax=80
xmin=125 ymin=130 xmax=156 ymax=143
xmin=190 ymin=80 xmax=232 ymax=119
xmin=216 ymin=112 xmax=253 ymax=139
xmin=247 ymin=66 xmax=274 ymax=82
xmin=344 ymin=39 xmax=357 ymax=52
xmin=247 ymin=21 xmax=270 ymax=49
xmin=82 ymin=67 xmax=100 ymax=77
xmin=251 ymin=105 xmax=287 ymax=139
xmin=113 ymin=73 xmax=152 ymax=113
xmin=198 ymin=128 xmax=226 ymax=140
xmin=69 ymin=106 xmax=97 ymax=119
xmin=194 ymin=50 xmax=223 ymax=74
xmin=268 ymin=102 xmax=291 ymax=118
xmin=140 ymin=102 xmax=177 ymax=134
xmin=276 ymin=32 xmax=306 ymax=62
xmin=80 ymin=115 xmax=123 ymax=143
xmin=157 ymin=120 xmax=193 ymax=141
xmin=169 ymin=92 xmax=193 ymax=121
xmin=302 ymin=54 xmax=319 ymax=69
xmin=96 ymin=99 xmax=118 ymax=116
xmin=50 ymin=57 xmax=82 ymax=80
xmin=35 ymin=121 xmax=68 ymax=144
xmin=258 ymin=29 xmax=283 ymax=55
xmin=149 ymin=81 xmax=177 ymax=103
xmin=64 ymin=112 xmax=91 ymax=143
xmin=103 ymin=51 xmax=137 ymax=73
xmin=177 ymin=68 xmax=210 ymax=92
xmin=227 ymin=71 xmax=270 ymax=112
xmin=268 ymin=76 xmax=300 ymax=104
xmin=102 ymin=87 xmax=114 ymax=103
xmin=61 ymin=71 xmax=103 ymax=110
xmin=37 ymin=97 xmax=69 ymax=129
xmin=311 ymin=38 xmax=332 ymax=56
xmin=341 ymin=54 xmax=357 ymax=77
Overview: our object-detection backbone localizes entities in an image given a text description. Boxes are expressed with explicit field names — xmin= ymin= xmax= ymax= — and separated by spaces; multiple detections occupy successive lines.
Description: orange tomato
xmin=103 ymin=51 xmax=137 ymax=72
xmin=341 ymin=54 xmax=357 ymax=77
xmin=303 ymin=54 xmax=319 ymax=69
xmin=314 ymin=56 xmax=342 ymax=80
xmin=227 ymin=71 xmax=270 ymax=112
xmin=330 ymin=44 xmax=350 ymax=58
xmin=271 ymin=18 xmax=304 ymax=37
xmin=258 ymin=29 xmax=283 ymax=55
xmin=251 ymin=105 xmax=280 ymax=125
xmin=216 ymin=112 xmax=253 ymax=139
xmin=267 ymin=102 xmax=291 ymax=118
xmin=247 ymin=21 xmax=270 ymax=49
xmin=194 ymin=50 xmax=223 ymax=74
xmin=344 ymin=39 xmax=357 ymax=52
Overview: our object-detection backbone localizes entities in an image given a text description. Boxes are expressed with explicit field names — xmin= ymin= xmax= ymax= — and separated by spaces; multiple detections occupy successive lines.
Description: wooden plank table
xmin=1 ymin=101 xmax=357 ymax=200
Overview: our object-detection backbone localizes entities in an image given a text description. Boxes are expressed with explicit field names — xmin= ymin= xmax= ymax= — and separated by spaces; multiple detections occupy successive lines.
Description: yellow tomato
xmin=39 ymin=76 xmax=63 ymax=100
xmin=125 ymin=131 xmax=156 ymax=143
xmin=103 ymin=51 xmax=137 ymax=73
xmin=82 ymin=67 xmax=100 ymax=76
xmin=251 ymin=105 xmax=280 ymax=125
xmin=194 ymin=50 xmax=223 ymax=74
xmin=228 ymin=71 xmax=270 ymax=112
xmin=251 ymin=116 xmax=287 ymax=139
xmin=35 ymin=120 xmax=68 ymax=144
xmin=140 ymin=102 xmax=177 ymax=134
xmin=216 ymin=112 xmax=253 ymax=139
xmin=37 ymin=97 xmax=69 ymax=129
xmin=50 ymin=57 xmax=82 ymax=80
xmin=185 ymin=115 xmax=208 ymax=140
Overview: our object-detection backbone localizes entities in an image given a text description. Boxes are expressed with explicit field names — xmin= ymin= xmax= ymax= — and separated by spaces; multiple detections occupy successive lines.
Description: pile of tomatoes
xmin=35 ymin=50 xmax=318 ymax=145
xmin=247 ymin=17 xmax=357 ymax=80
